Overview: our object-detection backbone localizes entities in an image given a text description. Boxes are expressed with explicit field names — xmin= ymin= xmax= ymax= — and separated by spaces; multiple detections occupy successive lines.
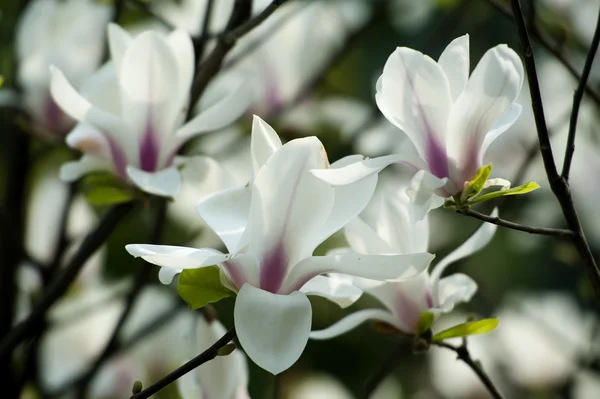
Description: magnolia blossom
xmin=311 ymin=191 xmax=497 ymax=338
xmin=127 ymin=117 xmax=434 ymax=374
xmin=178 ymin=318 xmax=250 ymax=399
xmin=312 ymin=34 xmax=524 ymax=220
xmin=50 ymin=24 xmax=251 ymax=197
xmin=15 ymin=0 xmax=111 ymax=135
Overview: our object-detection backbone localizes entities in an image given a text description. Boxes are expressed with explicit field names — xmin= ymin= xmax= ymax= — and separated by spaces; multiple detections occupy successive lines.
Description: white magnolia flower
xmin=311 ymin=191 xmax=497 ymax=338
xmin=50 ymin=23 xmax=252 ymax=197
xmin=178 ymin=318 xmax=250 ymax=399
xmin=127 ymin=118 xmax=434 ymax=374
xmin=15 ymin=0 xmax=111 ymax=135
xmin=312 ymin=34 xmax=524 ymax=220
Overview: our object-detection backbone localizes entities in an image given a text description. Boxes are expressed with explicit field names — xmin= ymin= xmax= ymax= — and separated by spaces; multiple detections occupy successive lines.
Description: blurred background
xmin=1 ymin=0 xmax=600 ymax=398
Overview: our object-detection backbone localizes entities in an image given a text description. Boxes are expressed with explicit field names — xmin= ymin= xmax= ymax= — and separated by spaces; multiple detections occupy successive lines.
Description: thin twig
xmin=0 ymin=202 xmax=136 ymax=358
xmin=509 ymin=0 xmax=600 ymax=299
xmin=74 ymin=200 xmax=167 ymax=398
xmin=193 ymin=0 xmax=215 ymax=61
xmin=433 ymin=341 xmax=504 ymax=399
xmin=561 ymin=7 xmax=600 ymax=180
xmin=130 ymin=328 xmax=237 ymax=399
xmin=487 ymin=0 xmax=600 ymax=106
xmin=459 ymin=208 xmax=574 ymax=237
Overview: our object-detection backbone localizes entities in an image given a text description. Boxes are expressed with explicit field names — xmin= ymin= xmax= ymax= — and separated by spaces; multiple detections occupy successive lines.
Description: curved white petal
xmin=431 ymin=208 xmax=498 ymax=283
xmin=437 ymin=273 xmax=478 ymax=312
xmin=405 ymin=170 xmax=447 ymax=222
xmin=65 ymin=123 xmax=111 ymax=157
xmin=438 ymin=34 xmax=470 ymax=101
xmin=309 ymin=154 xmax=379 ymax=249
xmin=446 ymin=44 xmax=524 ymax=174
xmin=250 ymin=115 xmax=282 ymax=179
xmin=310 ymin=309 xmax=401 ymax=340
xmin=196 ymin=186 xmax=251 ymax=254
xmin=50 ymin=66 xmax=129 ymax=141
xmin=166 ymin=29 xmax=194 ymax=115
xmin=175 ymin=76 xmax=253 ymax=140
xmin=126 ymin=165 xmax=182 ymax=197
xmin=344 ymin=216 xmax=392 ymax=255
xmin=125 ymin=244 xmax=227 ymax=269
xmin=234 ymin=285 xmax=312 ymax=375
xmin=158 ymin=266 xmax=182 ymax=285
xmin=480 ymin=103 xmax=523 ymax=160
xmin=248 ymin=137 xmax=333 ymax=292
xmin=299 ymin=275 xmax=362 ymax=308
xmin=107 ymin=23 xmax=132 ymax=73
xmin=59 ymin=155 xmax=112 ymax=182
xmin=375 ymin=46 xmax=452 ymax=159
xmin=310 ymin=154 xmax=411 ymax=186
xmin=282 ymin=253 xmax=434 ymax=294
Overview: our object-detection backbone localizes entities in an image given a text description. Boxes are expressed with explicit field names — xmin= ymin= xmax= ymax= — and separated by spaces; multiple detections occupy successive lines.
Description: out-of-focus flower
xmin=312 ymin=34 xmax=524 ymax=221
xmin=127 ymin=117 xmax=433 ymax=374
xmin=50 ymin=24 xmax=252 ymax=197
xmin=15 ymin=0 xmax=111 ymax=136
xmin=311 ymin=191 xmax=497 ymax=338
xmin=178 ymin=318 xmax=250 ymax=399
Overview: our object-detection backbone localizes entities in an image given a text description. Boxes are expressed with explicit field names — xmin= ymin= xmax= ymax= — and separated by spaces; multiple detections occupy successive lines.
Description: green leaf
xmin=418 ymin=311 xmax=434 ymax=333
xmin=217 ymin=343 xmax=237 ymax=356
xmin=432 ymin=318 xmax=499 ymax=342
xmin=469 ymin=182 xmax=540 ymax=205
xmin=0 ymin=76 xmax=4 ymax=88
xmin=464 ymin=164 xmax=492 ymax=200
xmin=177 ymin=266 xmax=235 ymax=310
xmin=86 ymin=186 xmax=135 ymax=206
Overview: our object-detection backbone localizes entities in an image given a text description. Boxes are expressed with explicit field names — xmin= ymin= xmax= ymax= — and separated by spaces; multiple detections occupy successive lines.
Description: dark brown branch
xmin=562 ymin=7 xmax=600 ymax=180
xmin=0 ymin=202 xmax=136 ymax=358
xmin=459 ymin=208 xmax=574 ymax=237
xmin=130 ymin=328 xmax=237 ymax=399
xmin=508 ymin=0 xmax=600 ymax=300
xmin=434 ymin=341 xmax=504 ymax=399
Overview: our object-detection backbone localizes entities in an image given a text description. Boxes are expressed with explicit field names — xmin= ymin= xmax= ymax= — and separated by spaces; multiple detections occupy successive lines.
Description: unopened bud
xmin=132 ymin=380 xmax=143 ymax=394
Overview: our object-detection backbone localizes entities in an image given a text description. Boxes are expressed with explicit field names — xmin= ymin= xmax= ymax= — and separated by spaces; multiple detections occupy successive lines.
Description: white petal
xmin=431 ymin=208 xmax=498 ymax=283
xmin=125 ymin=244 xmax=227 ymax=269
xmin=158 ymin=266 xmax=182 ymax=285
xmin=196 ymin=186 xmax=252 ymax=254
xmin=234 ymin=285 xmax=312 ymax=375
xmin=107 ymin=23 xmax=132 ymax=73
xmin=166 ymin=29 xmax=195 ymax=113
xmin=299 ymin=275 xmax=362 ymax=308
xmin=59 ymin=155 xmax=112 ymax=182
xmin=309 ymin=154 xmax=379 ymax=249
xmin=282 ymin=253 xmax=434 ymax=294
xmin=175 ymin=76 xmax=253 ymax=140
xmin=480 ymin=103 xmax=523 ymax=160
xmin=310 ymin=154 xmax=415 ymax=186
xmin=375 ymin=47 xmax=452 ymax=159
xmin=248 ymin=137 xmax=334 ymax=292
xmin=437 ymin=273 xmax=478 ymax=312
xmin=250 ymin=115 xmax=282 ymax=179
xmin=126 ymin=165 xmax=182 ymax=197
xmin=310 ymin=309 xmax=401 ymax=340
xmin=405 ymin=170 xmax=447 ymax=222
xmin=438 ymin=35 xmax=470 ymax=101
xmin=446 ymin=44 xmax=524 ymax=173
xmin=344 ymin=216 xmax=392 ymax=255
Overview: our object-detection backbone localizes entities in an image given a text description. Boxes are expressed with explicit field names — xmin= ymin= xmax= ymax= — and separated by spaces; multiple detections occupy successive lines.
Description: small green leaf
xmin=418 ymin=311 xmax=434 ymax=333
xmin=0 ymin=76 xmax=4 ymax=88
xmin=86 ymin=186 xmax=135 ymax=206
xmin=464 ymin=164 xmax=492 ymax=200
xmin=178 ymin=266 xmax=235 ymax=310
xmin=469 ymin=181 xmax=540 ymax=205
xmin=432 ymin=318 xmax=499 ymax=342
xmin=217 ymin=343 xmax=236 ymax=356
xmin=132 ymin=380 xmax=143 ymax=394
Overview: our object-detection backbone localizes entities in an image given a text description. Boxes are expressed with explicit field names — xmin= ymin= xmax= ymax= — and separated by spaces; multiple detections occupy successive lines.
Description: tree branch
xmin=130 ymin=328 xmax=237 ymax=399
xmin=0 ymin=202 xmax=136 ymax=358
xmin=508 ymin=0 xmax=600 ymax=300
xmin=434 ymin=341 xmax=504 ymax=399
xmin=458 ymin=208 xmax=574 ymax=237
xmin=561 ymin=7 xmax=600 ymax=180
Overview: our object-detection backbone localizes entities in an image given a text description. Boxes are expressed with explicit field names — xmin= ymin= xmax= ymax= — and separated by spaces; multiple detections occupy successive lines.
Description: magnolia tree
xmin=1 ymin=0 xmax=600 ymax=398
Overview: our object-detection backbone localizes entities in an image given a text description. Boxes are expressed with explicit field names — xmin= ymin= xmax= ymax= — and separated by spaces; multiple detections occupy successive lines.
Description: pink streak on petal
xmin=425 ymin=134 xmax=450 ymax=179
xmin=394 ymin=290 xmax=423 ymax=333
xmin=222 ymin=260 xmax=248 ymax=290
xmin=139 ymin=123 xmax=160 ymax=172
xmin=426 ymin=291 xmax=434 ymax=308
xmin=106 ymin=136 xmax=128 ymax=178
xmin=44 ymin=94 xmax=73 ymax=135
xmin=259 ymin=242 xmax=288 ymax=294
